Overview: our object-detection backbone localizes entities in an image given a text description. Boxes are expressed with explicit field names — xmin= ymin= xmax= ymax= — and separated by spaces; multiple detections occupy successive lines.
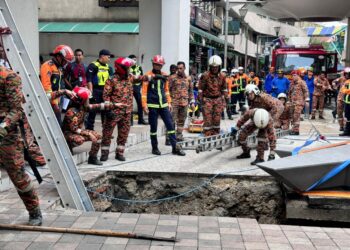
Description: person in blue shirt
xmin=271 ymin=69 xmax=290 ymax=98
xmin=304 ymin=68 xmax=315 ymax=114
xmin=264 ymin=66 xmax=276 ymax=94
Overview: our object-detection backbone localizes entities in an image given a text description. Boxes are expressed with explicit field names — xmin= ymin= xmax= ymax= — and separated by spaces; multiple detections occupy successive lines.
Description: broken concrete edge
xmin=73 ymin=124 xmax=167 ymax=165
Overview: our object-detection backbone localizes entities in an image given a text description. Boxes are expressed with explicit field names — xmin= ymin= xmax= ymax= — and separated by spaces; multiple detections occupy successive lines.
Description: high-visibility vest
xmin=93 ymin=61 xmax=110 ymax=86
xmin=344 ymin=82 xmax=350 ymax=104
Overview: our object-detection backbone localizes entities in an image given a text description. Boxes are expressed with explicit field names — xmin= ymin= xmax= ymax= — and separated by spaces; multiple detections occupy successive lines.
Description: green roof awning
xmin=190 ymin=25 xmax=234 ymax=48
xmin=39 ymin=22 xmax=139 ymax=34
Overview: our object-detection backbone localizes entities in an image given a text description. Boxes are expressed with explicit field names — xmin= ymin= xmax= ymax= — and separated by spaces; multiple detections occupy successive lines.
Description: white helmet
xmin=277 ymin=93 xmax=287 ymax=99
xmin=231 ymin=68 xmax=239 ymax=74
xmin=253 ymin=109 xmax=270 ymax=129
xmin=344 ymin=67 xmax=350 ymax=73
xmin=208 ymin=55 xmax=222 ymax=67
xmin=221 ymin=68 xmax=227 ymax=73
xmin=245 ymin=84 xmax=260 ymax=95
xmin=238 ymin=66 xmax=244 ymax=71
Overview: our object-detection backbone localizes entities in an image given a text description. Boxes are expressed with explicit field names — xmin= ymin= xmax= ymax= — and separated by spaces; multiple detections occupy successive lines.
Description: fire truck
xmin=270 ymin=37 xmax=338 ymax=80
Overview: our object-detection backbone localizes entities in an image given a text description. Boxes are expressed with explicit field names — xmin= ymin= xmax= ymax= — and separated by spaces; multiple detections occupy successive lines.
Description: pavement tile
xmin=237 ymin=218 xmax=258 ymax=224
xmin=156 ymin=225 xmax=177 ymax=232
xmin=13 ymin=231 xmax=40 ymax=242
xmin=50 ymin=220 xmax=75 ymax=228
xmin=221 ymin=239 xmax=244 ymax=247
xmin=198 ymin=239 xmax=221 ymax=247
xmin=175 ymin=239 xmax=198 ymax=247
xmin=219 ymin=222 xmax=239 ymax=228
xmin=173 ymin=247 xmax=197 ymax=250
xmin=76 ymin=243 xmax=103 ymax=250
xmin=198 ymin=247 xmax=221 ymax=250
xmin=134 ymin=224 xmax=157 ymax=234
xmin=120 ymin=213 xmax=140 ymax=219
xmin=327 ymin=232 xmax=350 ymax=239
xmin=301 ymin=226 xmax=324 ymax=233
xmin=306 ymin=232 xmax=330 ymax=239
xmin=284 ymin=230 xmax=308 ymax=238
xmin=291 ymin=243 xmax=316 ymax=250
xmin=154 ymin=231 xmax=177 ymax=238
xmin=159 ymin=215 xmax=178 ymax=221
xmin=261 ymin=229 xmax=285 ymax=237
xmin=175 ymin=232 xmax=198 ymax=240
xmin=240 ymin=229 xmax=263 ymax=235
xmin=117 ymin=218 xmax=139 ymax=225
xmin=27 ymin=242 xmax=55 ymax=250
xmin=177 ymin=226 xmax=198 ymax=233
xmin=198 ymin=226 xmax=220 ymax=233
xmin=150 ymin=240 xmax=175 ymax=247
xmin=34 ymin=232 xmax=62 ymax=243
xmin=128 ymin=238 xmax=152 ymax=246
xmin=222 ymin=242 xmax=246 ymax=249
xmin=83 ymin=235 xmax=107 ymax=244
xmin=242 ymin=234 xmax=266 ymax=243
xmin=267 ymin=243 xmax=293 ymax=250
xmin=332 ymin=238 xmax=350 ymax=247
xmin=52 ymin=242 xmax=80 ymax=250
xmin=101 ymin=244 xmax=126 ymax=250
xmin=113 ymin=223 xmax=136 ymax=231
xmin=218 ymin=217 xmax=238 ymax=223
xmin=58 ymin=233 xmax=85 ymax=243
xmin=3 ymin=241 xmax=31 ymax=250
xmin=178 ymin=220 xmax=198 ymax=227
xmin=264 ymin=235 xmax=289 ymax=244
xmin=158 ymin=220 xmax=178 ymax=226
xmin=221 ymin=234 xmax=243 ymax=242
xmin=315 ymin=246 xmax=340 ymax=250
xmin=310 ymin=238 xmax=337 ymax=246
xmin=322 ymin=227 xmax=345 ymax=233
xmin=244 ymin=242 xmax=269 ymax=250
xmin=150 ymin=246 xmax=174 ymax=250
xmin=0 ymin=233 xmax=15 ymax=241
xmin=198 ymin=233 xmax=220 ymax=241
xmin=55 ymin=215 xmax=80 ymax=222
xmin=138 ymin=218 xmax=160 ymax=225
xmin=280 ymin=225 xmax=301 ymax=231
xmin=105 ymin=236 xmax=129 ymax=245
xmin=219 ymin=227 xmax=241 ymax=235
xmin=259 ymin=224 xmax=281 ymax=230
xmin=287 ymin=237 xmax=313 ymax=244
xmin=125 ymin=245 xmax=150 ymax=250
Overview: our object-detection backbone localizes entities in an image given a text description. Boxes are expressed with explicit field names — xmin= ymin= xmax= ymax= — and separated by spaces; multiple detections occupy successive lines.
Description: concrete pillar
xmin=139 ymin=0 xmax=190 ymax=74
xmin=345 ymin=17 xmax=350 ymax=67
xmin=7 ymin=0 xmax=39 ymax=73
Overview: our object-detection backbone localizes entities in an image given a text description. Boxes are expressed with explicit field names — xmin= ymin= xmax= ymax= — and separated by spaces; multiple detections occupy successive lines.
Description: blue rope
xmin=306 ymin=159 xmax=350 ymax=191
xmin=292 ymin=137 xmax=319 ymax=156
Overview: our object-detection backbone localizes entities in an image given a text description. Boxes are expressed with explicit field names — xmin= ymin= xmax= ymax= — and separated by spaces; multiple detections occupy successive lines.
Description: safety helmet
xmin=344 ymin=67 xmax=350 ymax=73
xmin=221 ymin=68 xmax=227 ymax=73
xmin=114 ymin=57 xmax=135 ymax=76
xmin=208 ymin=55 xmax=222 ymax=67
xmin=277 ymin=93 xmax=287 ymax=100
xmin=307 ymin=66 xmax=314 ymax=72
xmin=51 ymin=45 xmax=74 ymax=62
xmin=152 ymin=55 xmax=165 ymax=65
xmin=73 ymin=87 xmax=91 ymax=104
xmin=291 ymin=70 xmax=300 ymax=76
xmin=253 ymin=109 xmax=270 ymax=129
xmin=277 ymin=69 xmax=284 ymax=74
xmin=245 ymin=84 xmax=260 ymax=96
xmin=238 ymin=66 xmax=244 ymax=71
xmin=231 ymin=68 xmax=239 ymax=74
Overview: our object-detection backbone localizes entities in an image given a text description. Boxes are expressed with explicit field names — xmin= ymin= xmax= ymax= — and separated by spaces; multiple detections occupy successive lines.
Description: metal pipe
xmin=244 ymin=24 xmax=248 ymax=72
xmin=256 ymin=35 xmax=260 ymax=73
xmin=224 ymin=0 xmax=229 ymax=69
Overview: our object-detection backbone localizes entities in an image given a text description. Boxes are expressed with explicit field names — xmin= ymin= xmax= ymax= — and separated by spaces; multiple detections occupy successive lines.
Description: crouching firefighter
xmin=233 ymin=108 xmax=276 ymax=165
xmin=61 ymin=87 xmax=123 ymax=165
xmin=141 ymin=55 xmax=185 ymax=156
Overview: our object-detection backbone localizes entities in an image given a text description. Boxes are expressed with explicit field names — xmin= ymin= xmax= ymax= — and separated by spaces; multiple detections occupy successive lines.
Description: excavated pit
xmin=86 ymin=171 xmax=285 ymax=224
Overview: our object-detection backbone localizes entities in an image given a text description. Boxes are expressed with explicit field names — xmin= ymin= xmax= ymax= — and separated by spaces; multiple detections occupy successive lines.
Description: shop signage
xmin=228 ymin=19 xmax=240 ymax=35
xmin=211 ymin=15 xmax=222 ymax=32
xmin=195 ymin=7 xmax=211 ymax=31
xmin=98 ymin=0 xmax=138 ymax=7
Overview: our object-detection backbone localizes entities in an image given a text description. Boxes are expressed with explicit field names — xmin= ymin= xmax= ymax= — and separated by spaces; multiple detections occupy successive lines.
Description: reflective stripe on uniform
xmin=93 ymin=61 xmax=110 ymax=86
xmin=117 ymin=145 xmax=125 ymax=149
xmin=150 ymin=132 xmax=157 ymax=136
xmin=167 ymin=130 xmax=175 ymax=134
xmin=101 ymin=146 xmax=110 ymax=150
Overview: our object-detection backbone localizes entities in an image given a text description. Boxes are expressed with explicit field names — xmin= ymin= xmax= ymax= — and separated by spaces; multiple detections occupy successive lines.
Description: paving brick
xmin=222 ymin=242 xmax=246 ymax=249
xmin=280 ymin=225 xmax=301 ymax=231
xmin=221 ymin=239 xmax=244 ymax=247
xmin=237 ymin=218 xmax=258 ymax=224
xmin=138 ymin=218 xmax=159 ymax=225
xmin=158 ymin=220 xmax=178 ymax=226
xmin=284 ymin=230 xmax=308 ymax=238
xmin=218 ymin=217 xmax=238 ymax=223
xmin=267 ymin=243 xmax=293 ymax=250
xmin=156 ymin=225 xmax=177 ymax=232
xmin=13 ymin=231 xmax=40 ymax=242
xmin=120 ymin=213 xmax=140 ymax=219
xmin=259 ymin=224 xmax=281 ymax=230
xmin=150 ymin=240 xmax=175 ymax=247
xmin=219 ymin=222 xmax=239 ymax=228
xmin=154 ymin=231 xmax=177 ymax=238
xmin=244 ymin=242 xmax=269 ymax=250
xmin=27 ymin=242 xmax=55 ymax=250
xmin=134 ymin=224 xmax=157 ymax=234
xmin=76 ymin=243 xmax=103 ymax=250
xmin=198 ymin=239 xmax=221 ymax=247
xmin=159 ymin=215 xmax=178 ymax=221
xmin=128 ymin=238 xmax=151 ymax=246
xmin=83 ymin=235 xmax=108 ymax=244
xmin=3 ymin=241 xmax=31 ymax=250
xmin=198 ymin=226 xmax=220 ymax=233
xmin=177 ymin=226 xmax=198 ymax=233
xmin=198 ymin=247 xmax=221 ymax=250
xmin=240 ymin=229 xmax=263 ymax=235
xmin=101 ymin=244 xmax=126 ymax=250
xmin=175 ymin=232 xmax=198 ymax=240
xmin=104 ymin=236 xmax=129 ymax=245
xmin=315 ymin=246 xmax=340 ymax=250
xmin=113 ymin=223 xmax=136 ymax=232
xmin=0 ymin=233 xmax=15 ymax=241
xmin=175 ymin=239 xmax=198 ymax=247
xmin=291 ymin=243 xmax=316 ymax=250
xmin=34 ymin=232 xmax=62 ymax=243
xmin=306 ymin=232 xmax=330 ymax=239
xmin=242 ymin=234 xmax=266 ymax=243
xmin=52 ymin=242 xmax=80 ymax=250
xmin=309 ymin=238 xmax=337 ymax=246
xmin=220 ymin=234 xmax=243 ymax=242
xmin=261 ymin=229 xmax=285 ymax=237
xmin=198 ymin=233 xmax=220 ymax=241
xmin=58 ymin=233 xmax=84 ymax=243
xmin=50 ymin=220 xmax=75 ymax=228
xmin=150 ymin=246 xmax=174 ymax=250
xmin=264 ymin=235 xmax=289 ymax=244
xmin=219 ymin=227 xmax=241 ymax=235
xmin=125 ymin=245 xmax=150 ymax=250
xmin=301 ymin=226 xmax=324 ymax=233
xmin=287 ymin=237 xmax=312 ymax=244
xmin=117 ymin=218 xmax=139 ymax=225
xmin=173 ymin=247 xmax=197 ymax=250
xmin=326 ymin=232 xmax=350 ymax=239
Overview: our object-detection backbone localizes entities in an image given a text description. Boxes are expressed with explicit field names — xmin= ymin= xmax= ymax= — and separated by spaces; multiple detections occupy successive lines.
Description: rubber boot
xmin=88 ymin=156 xmax=103 ymax=165
xmin=100 ymin=150 xmax=109 ymax=162
xmin=332 ymin=110 xmax=337 ymax=119
xmin=172 ymin=147 xmax=186 ymax=156
xmin=251 ymin=158 xmax=264 ymax=165
xmin=237 ymin=150 xmax=251 ymax=159
xmin=340 ymin=127 xmax=344 ymax=132
xmin=165 ymin=136 xmax=171 ymax=146
xmin=152 ymin=148 xmax=161 ymax=155
xmin=115 ymin=154 xmax=126 ymax=161
xmin=339 ymin=122 xmax=350 ymax=136
xmin=268 ymin=154 xmax=275 ymax=161
xmin=28 ymin=209 xmax=42 ymax=226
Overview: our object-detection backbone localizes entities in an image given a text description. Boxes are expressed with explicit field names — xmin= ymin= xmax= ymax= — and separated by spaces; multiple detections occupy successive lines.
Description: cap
xmin=99 ymin=49 xmax=115 ymax=58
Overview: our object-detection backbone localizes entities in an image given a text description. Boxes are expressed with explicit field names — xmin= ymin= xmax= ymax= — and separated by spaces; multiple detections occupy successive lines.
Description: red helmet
xmin=73 ymin=87 xmax=91 ymax=104
xmin=291 ymin=70 xmax=300 ymax=76
xmin=51 ymin=45 xmax=74 ymax=62
xmin=152 ymin=55 xmax=165 ymax=65
xmin=114 ymin=57 xmax=135 ymax=68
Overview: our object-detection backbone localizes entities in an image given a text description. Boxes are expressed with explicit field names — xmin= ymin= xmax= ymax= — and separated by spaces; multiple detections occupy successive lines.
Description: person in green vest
xmin=85 ymin=49 xmax=114 ymax=130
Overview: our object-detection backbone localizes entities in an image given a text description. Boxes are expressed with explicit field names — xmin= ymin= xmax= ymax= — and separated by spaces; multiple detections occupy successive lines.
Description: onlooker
xmin=264 ymin=67 xmax=276 ymax=94
xmin=85 ymin=49 xmax=114 ymax=130
xmin=304 ymin=68 xmax=315 ymax=114
xmin=271 ymin=69 xmax=290 ymax=98
xmin=64 ymin=49 xmax=87 ymax=90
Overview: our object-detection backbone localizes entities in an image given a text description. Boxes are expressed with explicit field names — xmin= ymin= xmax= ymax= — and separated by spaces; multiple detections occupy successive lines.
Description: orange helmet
xmin=152 ymin=55 xmax=165 ymax=65
xmin=51 ymin=45 xmax=74 ymax=62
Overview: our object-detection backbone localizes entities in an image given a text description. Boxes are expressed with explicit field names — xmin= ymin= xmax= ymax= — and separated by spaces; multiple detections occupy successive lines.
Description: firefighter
xmin=271 ymin=69 xmax=290 ymax=98
xmin=229 ymin=68 xmax=240 ymax=115
xmin=275 ymin=93 xmax=291 ymax=130
xmin=233 ymin=108 xmax=275 ymax=165
xmin=237 ymin=66 xmax=250 ymax=110
xmin=100 ymin=58 xmax=135 ymax=162
xmin=168 ymin=61 xmax=195 ymax=142
xmin=141 ymin=55 xmax=185 ymax=156
xmin=288 ymin=71 xmax=309 ymax=135
xmin=248 ymin=71 xmax=260 ymax=86
xmin=40 ymin=44 xmax=74 ymax=125
xmin=198 ymin=55 xmax=229 ymax=137
xmin=332 ymin=71 xmax=347 ymax=131
xmin=339 ymin=68 xmax=350 ymax=136
xmin=129 ymin=54 xmax=148 ymax=125
xmin=0 ymin=66 xmax=42 ymax=226
xmin=85 ymin=49 xmax=114 ymax=130
xmin=62 ymin=87 xmax=121 ymax=165
xmin=221 ymin=68 xmax=233 ymax=120
xmin=311 ymin=72 xmax=331 ymax=120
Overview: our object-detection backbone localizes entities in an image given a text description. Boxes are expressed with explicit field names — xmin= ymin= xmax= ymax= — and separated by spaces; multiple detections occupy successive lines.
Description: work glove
xmin=0 ymin=126 xmax=7 ymax=144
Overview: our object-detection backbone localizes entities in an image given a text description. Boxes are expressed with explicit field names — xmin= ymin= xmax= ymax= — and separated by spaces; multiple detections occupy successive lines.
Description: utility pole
xmin=224 ymin=0 xmax=229 ymax=69
xmin=244 ymin=25 xmax=248 ymax=72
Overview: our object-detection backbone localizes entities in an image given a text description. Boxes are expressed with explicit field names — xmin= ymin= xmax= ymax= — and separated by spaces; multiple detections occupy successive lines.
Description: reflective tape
xmin=101 ymin=146 xmax=110 ymax=150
